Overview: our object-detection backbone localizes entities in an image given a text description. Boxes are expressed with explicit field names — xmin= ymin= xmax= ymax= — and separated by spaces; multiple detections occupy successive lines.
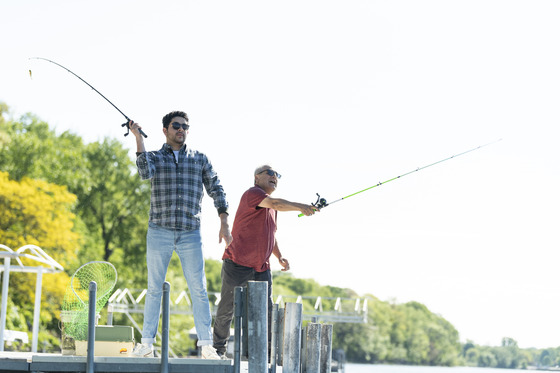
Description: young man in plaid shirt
xmin=129 ymin=111 xmax=231 ymax=359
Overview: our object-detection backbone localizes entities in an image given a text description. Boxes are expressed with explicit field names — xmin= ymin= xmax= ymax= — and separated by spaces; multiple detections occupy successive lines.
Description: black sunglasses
xmin=170 ymin=122 xmax=190 ymax=130
xmin=259 ymin=169 xmax=281 ymax=179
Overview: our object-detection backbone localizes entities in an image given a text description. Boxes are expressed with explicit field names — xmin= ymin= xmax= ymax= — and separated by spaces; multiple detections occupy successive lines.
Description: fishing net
xmin=61 ymin=261 xmax=117 ymax=341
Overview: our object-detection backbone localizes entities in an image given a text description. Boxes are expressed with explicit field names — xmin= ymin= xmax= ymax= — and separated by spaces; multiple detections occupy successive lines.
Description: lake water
xmin=345 ymin=363 xmax=523 ymax=373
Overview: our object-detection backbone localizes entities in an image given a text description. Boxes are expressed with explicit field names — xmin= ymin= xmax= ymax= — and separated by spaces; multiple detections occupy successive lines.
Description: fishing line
xmin=299 ymin=139 xmax=502 ymax=217
xmin=28 ymin=57 xmax=147 ymax=138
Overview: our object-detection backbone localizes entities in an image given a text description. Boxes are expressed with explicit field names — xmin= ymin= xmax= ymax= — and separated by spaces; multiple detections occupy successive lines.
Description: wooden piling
xmin=277 ymin=307 xmax=285 ymax=366
xmin=320 ymin=324 xmax=333 ymax=373
xmin=282 ymin=302 xmax=303 ymax=373
xmin=303 ymin=323 xmax=321 ymax=373
xmin=247 ymin=281 xmax=268 ymax=373
xmin=270 ymin=303 xmax=279 ymax=373
xmin=233 ymin=286 xmax=244 ymax=373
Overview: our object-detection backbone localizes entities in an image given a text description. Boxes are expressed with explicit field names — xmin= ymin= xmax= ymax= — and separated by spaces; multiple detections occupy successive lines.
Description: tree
xmin=77 ymin=139 xmax=149 ymax=266
xmin=0 ymin=111 xmax=89 ymax=188
xmin=0 ymin=171 xmax=79 ymax=265
xmin=0 ymin=106 xmax=150 ymax=287
xmin=0 ymin=171 xmax=80 ymax=350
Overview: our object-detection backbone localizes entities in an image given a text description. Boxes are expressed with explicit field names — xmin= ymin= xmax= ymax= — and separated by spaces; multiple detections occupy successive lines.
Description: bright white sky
xmin=1 ymin=0 xmax=559 ymax=349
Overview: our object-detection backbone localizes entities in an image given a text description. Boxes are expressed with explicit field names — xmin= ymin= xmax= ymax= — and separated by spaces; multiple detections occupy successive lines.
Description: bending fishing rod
xmin=299 ymin=139 xmax=502 ymax=217
xmin=28 ymin=57 xmax=147 ymax=138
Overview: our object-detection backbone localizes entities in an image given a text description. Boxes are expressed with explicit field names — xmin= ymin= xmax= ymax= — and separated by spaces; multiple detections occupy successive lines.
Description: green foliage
xmin=78 ymin=139 xmax=149 ymax=264
xmin=0 ymin=104 xmax=150 ymax=288
xmin=0 ymin=170 xmax=79 ymax=351
xmin=205 ymin=258 xmax=223 ymax=293
xmin=0 ymin=111 xmax=88 ymax=189
xmin=461 ymin=337 xmax=549 ymax=369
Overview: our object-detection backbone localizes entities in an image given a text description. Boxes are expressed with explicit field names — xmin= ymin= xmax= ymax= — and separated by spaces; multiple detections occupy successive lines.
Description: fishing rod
xmin=28 ymin=57 xmax=147 ymax=138
xmin=299 ymin=139 xmax=502 ymax=217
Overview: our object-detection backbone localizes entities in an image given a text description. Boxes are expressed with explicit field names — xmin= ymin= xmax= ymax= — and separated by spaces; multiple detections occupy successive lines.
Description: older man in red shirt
xmin=212 ymin=165 xmax=317 ymax=358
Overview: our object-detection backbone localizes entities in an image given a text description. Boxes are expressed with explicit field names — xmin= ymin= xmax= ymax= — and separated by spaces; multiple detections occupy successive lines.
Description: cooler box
xmin=75 ymin=325 xmax=135 ymax=357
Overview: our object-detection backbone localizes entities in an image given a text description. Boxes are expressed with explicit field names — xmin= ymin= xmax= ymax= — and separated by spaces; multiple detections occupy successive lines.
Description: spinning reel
xmin=299 ymin=193 xmax=328 ymax=217
xmin=312 ymin=193 xmax=329 ymax=209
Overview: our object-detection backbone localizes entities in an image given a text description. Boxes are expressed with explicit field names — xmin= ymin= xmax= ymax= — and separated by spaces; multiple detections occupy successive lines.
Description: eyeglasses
xmin=259 ymin=169 xmax=281 ymax=179
xmin=170 ymin=122 xmax=190 ymax=131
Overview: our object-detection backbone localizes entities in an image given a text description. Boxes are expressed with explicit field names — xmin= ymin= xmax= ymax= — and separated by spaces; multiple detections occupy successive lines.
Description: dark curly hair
xmin=162 ymin=111 xmax=189 ymax=128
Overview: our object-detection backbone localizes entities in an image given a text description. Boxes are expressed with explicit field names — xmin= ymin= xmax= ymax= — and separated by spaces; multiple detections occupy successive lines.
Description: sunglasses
xmin=170 ymin=122 xmax=190 ymax=130
xmin=259 ymin=169 xmax=281 ymax=179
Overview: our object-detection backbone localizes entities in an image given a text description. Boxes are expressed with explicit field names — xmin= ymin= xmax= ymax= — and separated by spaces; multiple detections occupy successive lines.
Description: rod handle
xmin=298 ymin=208 xmax=318 ymax=218
xmin=122 ymin=121 xmax=148 ymax=138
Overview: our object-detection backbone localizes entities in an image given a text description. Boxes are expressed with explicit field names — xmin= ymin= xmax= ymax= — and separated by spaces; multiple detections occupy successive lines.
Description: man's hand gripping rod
xmin=298 ymin=193 xmax=328 ymax=217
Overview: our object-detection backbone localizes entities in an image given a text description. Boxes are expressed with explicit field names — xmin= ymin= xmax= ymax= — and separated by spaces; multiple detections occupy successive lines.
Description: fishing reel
xmin=312 ymin=193 xmax=329 ymax=209
xmin=122 ymin=120 xmax=148 ymax=138
xmin=122 ymin=121 xmax=131 ymax=136
xmin=298 ymin=193 xmax=328 ymax=217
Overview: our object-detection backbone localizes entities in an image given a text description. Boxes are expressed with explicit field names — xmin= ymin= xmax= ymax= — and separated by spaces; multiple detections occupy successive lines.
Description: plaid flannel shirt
xmin=136 ymin=143 xmax=228 ymax=230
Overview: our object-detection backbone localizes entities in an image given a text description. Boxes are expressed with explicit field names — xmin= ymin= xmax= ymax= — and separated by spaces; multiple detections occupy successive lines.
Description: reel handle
xmin=122 ymin=121 xmax=148 ymax=138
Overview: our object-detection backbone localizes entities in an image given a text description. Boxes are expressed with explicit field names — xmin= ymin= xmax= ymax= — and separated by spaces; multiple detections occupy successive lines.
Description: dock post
xmin=160 ymin=281 xmax=170 ymax=373
xmin=0 ymin=256 xmax=10 ymax=352
xmin=31 ymin=267 xmax=43 ymax=352
xmin=270 ymin=303 xmax=279 ymax=373
xmin=303 ymin=323 xmax=321 ymax=373
xmin=86 ymin=281 xmax=97 ymax=373
xmin=242 ymin=288 xmax=248 ymax=359
xmin=277 ymin=307 xmax=284 ymax=366
xmin=233 ymin=286 xmax=244 ymax=373
xmin=107 ymin=303 xmax=113 ymax=326
xmin=282 ymin=302 xmax=303 ymax=373
xmin=320 ymin=324 xmax=333 ymax=373
xmin=302 ymin=325 xmax=307 ymax=373
xmin=247 ymin=281 xmax=268 ymax=373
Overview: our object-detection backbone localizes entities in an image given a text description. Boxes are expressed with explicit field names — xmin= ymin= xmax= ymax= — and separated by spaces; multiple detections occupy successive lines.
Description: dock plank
xmin=0 ymin=353 xmax=235 ymax=373
xmin=0 ymin=357 xmax=28 ymax=372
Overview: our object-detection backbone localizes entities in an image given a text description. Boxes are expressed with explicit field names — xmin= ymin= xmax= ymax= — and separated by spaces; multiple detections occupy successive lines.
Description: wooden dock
xmin=0 ymin=281 xmax=332 ymax=373
xmin=0 ymin=351 xmax=240 ymax=373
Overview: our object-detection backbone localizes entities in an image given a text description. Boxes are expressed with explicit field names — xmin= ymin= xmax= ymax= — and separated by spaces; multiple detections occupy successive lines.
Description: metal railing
xmin=107 ymin=288 xmax=368 ymax=326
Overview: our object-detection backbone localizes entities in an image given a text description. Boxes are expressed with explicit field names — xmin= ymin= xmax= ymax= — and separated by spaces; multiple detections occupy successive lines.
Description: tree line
xmin=0 ymin=103 xmax=556 ymax=368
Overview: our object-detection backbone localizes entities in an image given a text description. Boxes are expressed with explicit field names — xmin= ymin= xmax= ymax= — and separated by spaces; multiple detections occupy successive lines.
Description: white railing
xmin=108 ymin=288 xmax=368 ymax=324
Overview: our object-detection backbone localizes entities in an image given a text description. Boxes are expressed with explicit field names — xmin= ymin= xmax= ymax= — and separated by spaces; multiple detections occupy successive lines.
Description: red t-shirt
xmin=222 ymin=186 xmax=277 ymax=272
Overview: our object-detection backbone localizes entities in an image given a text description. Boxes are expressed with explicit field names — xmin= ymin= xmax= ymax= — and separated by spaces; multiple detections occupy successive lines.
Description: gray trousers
xmin=212 ymin=259 xmax=272 ymax=355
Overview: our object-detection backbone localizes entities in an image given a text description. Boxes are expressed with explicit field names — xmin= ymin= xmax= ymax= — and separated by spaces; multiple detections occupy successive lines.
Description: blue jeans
xmin=142 ymin=223 xmax=213 ymax=346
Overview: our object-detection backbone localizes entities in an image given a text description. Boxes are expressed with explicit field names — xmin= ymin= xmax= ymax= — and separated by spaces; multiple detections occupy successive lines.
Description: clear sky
xmin=1 ymin=0 xmax=559 ymax=349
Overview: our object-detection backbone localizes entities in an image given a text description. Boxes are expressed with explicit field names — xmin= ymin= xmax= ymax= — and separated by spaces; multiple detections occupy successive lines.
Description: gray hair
xmin=254 ymin=164 xmax=272 ymax=176
xmin=254 ymin=165 xmax=272 ymax=184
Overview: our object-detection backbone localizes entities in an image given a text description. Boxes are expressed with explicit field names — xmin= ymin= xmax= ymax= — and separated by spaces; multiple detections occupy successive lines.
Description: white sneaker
xmin=132 ymin=343 xmax=154 ymax=357
xmin=201 ymin=344 xmax=221 ymax=359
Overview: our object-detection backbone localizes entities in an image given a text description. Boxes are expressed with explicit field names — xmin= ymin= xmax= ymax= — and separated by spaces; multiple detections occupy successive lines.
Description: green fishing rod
xmin=299 ymin=139 xmax=502 ymax=217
